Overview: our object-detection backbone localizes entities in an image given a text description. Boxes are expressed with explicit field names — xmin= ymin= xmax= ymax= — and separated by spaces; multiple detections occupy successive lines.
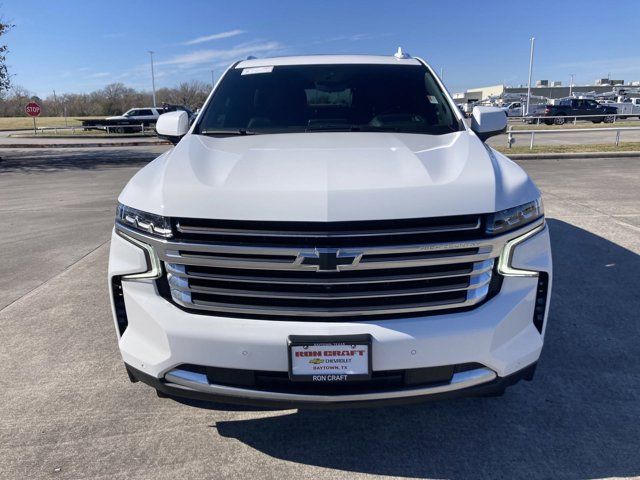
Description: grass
xmin=509 ymin=120 xmax=640 ymax=130
xmin=10 ymin=129 xmax=154 ymax=138
xmin=494 ymin=142 xmax=640 ymax=155
xmin=0 ymin=116 xmax=93 ymax=129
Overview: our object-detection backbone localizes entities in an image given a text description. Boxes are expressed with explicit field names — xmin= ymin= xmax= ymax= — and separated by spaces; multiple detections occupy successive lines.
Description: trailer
xmin=79 ymin=105 xmax=195 ymax=133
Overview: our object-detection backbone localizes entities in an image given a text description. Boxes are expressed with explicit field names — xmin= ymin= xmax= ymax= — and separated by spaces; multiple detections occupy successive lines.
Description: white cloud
xmin=88 ymin=72 xmax=111 ymax=78
xmin=157 ymin=41 xmax=285 ymax=68
xmin=312 ymin=32 xmax=390 ymax=45
xmin=182 ymin=29 xmax=245 ymax=46
xmin=555 ymin=57 xmax=640 ymax=78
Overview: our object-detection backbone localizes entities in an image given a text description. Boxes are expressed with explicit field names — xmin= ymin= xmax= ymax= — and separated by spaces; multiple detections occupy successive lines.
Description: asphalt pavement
xmin=0 ymin=146 xmax=639 ymax=479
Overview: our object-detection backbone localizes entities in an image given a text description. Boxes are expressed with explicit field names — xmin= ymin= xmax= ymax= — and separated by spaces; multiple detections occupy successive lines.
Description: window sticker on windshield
xmin=241 ymin=66 xmax=274 ymax=75
xmin=427 ymin=95 xmax=438 ymax=104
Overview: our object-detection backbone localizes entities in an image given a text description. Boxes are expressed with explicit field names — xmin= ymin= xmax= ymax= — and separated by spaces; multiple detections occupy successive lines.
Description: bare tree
xmin=157 ymin=80 xmax=210 ymax=110
xmin=0 ymin=17 xmax=14 ymax=92
xmin=0 ymin=85 xmax=35 ymax=116
xmin=1 ymin=80 xmax=209 ymax=117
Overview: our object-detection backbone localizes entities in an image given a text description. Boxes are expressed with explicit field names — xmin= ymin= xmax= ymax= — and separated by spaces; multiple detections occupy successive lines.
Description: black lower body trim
xmin=125 ymin=362 xmax=537 ymax=410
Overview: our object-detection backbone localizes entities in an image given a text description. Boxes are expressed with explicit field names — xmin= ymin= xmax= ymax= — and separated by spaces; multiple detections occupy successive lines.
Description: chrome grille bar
xmin=175 ymin=216 xmax=482 ymax=238
xmin=165 ymin=259 xmax=494 ymax=285
xmin=168 ymin=271 xmax=492 ymax=300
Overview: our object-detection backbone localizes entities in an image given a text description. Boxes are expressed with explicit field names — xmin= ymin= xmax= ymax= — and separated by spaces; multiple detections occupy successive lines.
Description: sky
xmin=3 ymin=0 xmax=640 ymax=98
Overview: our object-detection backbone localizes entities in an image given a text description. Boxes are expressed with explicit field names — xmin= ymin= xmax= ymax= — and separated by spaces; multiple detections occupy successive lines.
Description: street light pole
xmin=526 ymin=37 xmax=535 ymax=115
xmin=569 ymin=74 xmax=575 ymax=97
xmin=211 ymin=69 xmax=215 ymax=88
xmin=148 ymin=51 xmax=157 ymax=107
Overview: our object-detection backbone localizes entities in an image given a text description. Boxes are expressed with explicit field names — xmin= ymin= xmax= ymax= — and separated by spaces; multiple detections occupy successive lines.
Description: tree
xmin=0 ymin=85 xmax=34 ymax=116
xmin=0 ymin=80 xmax=208 ymax=117
xmin=0 ymin=18 xmax=14 ymax=92
xmin=157 ymin=80 xmax=210 ymax=110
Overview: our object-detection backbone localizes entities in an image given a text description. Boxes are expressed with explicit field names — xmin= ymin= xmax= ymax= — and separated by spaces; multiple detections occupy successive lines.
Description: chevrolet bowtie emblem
xmin=294 ymin=248 xmax=362 ymax=271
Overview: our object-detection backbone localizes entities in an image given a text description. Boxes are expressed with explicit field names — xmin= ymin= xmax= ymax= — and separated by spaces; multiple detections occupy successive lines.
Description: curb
xmin=0 ymin=141 xmax=170 ymax=148
xmin=502 ymin=151 xmax=640 ymax=160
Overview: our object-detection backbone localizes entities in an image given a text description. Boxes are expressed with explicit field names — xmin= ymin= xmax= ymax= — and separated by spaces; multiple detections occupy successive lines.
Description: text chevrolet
xmin=109 ymin=53 xmax=552 ymax=408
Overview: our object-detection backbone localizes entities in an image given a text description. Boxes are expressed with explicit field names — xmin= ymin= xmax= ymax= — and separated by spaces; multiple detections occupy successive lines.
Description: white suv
xmin=109 ymin=53 xmax=552 ymax=408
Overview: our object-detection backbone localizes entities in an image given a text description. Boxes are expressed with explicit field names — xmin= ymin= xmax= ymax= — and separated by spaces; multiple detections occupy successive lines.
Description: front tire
xmin=603 ymin=115 xmax=615 ymax=123
xmin=553 ymin=114 xmax=566 ymax=125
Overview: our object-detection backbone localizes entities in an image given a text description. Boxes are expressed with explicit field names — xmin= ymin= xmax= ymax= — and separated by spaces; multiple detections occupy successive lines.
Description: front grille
xmin=151 ymin=215 xmax=503 ymax=320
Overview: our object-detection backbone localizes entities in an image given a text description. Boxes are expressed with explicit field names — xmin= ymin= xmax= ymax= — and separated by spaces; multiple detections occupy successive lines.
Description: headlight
xmin=116 ymin=203 xmax=172 ymax=237
xmin=486 ymin=199 xmax=543 ymax=235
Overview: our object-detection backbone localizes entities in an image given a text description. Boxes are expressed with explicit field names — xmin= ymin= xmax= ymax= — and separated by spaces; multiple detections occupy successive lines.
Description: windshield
xmin=195 ymin=63 xmax=462 ymax=136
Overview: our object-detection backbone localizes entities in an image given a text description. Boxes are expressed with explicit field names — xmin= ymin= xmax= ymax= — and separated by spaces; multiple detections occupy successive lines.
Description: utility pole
xmin=211 ymin=69 xmax=215 ymax=88
xmin=148 ymin=51 xmax=157 ymax=107
xmin=569 ymin=74 xmax=575 ymax=97
xmin=52 ymin=89 xmax=58 ymax=116
xmin=526 ymin=37 xmax=535 ymax=115
xmin=440 ymin=67 xmax=444 ymax=81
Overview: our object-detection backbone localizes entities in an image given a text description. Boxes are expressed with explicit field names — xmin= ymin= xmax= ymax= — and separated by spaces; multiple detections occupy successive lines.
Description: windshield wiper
xmin=306 ymin=124 xmax=403 ymax=132
xmin=200 ymin=129 xmax=257 ymax=136
xmin=358 ymin=126 xmax=402 ymax=132
xmin=306 ymin=124 xmax=405 ymax=133
xmin=306 ymin=124 xmax=361 ymax=132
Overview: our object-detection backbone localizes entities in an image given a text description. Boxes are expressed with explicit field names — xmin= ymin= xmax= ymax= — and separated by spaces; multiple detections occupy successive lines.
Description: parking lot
xmin=1 ymin=146 xmax=639 ymax=479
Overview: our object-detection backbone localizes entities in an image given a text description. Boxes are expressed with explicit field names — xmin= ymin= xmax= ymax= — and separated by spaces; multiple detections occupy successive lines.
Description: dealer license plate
xmin=288 ymin=335 xmax=372 ymax=382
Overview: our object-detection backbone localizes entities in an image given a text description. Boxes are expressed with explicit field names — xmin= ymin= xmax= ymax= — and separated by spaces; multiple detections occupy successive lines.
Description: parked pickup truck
xmin=500 ymin=102 xmax=523 ymax=117
xmin=537 ymin=98 xmax=617 ymax=125
xmin=109 ymin=53 xmax=551 ymax=408
xmin=601 ymin=98 xmax=640 ymax=119
xmin=80 ymin=105 xmax=195 ymax=133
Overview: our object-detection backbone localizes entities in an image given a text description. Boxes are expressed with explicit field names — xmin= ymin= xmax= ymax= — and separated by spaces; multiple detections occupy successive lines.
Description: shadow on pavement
xmin=213 ymin=219 xmax=640 ymax=479
xmin=0 ymin=147 xmax=165 ymax=172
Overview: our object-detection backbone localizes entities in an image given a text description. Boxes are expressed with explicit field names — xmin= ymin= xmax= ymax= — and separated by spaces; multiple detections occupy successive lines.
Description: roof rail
xmin=394 ymin=47 xmax=411 ymax=59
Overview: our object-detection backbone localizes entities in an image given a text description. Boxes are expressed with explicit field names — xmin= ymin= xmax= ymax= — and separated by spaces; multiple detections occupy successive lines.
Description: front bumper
xmin=109 ymin=224 xmax=552 ymax=407
xmin=126 ymin=361 xmax=537 ymax=409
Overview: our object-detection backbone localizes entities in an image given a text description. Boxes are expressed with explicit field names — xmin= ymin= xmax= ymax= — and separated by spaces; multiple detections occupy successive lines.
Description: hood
xmin=119 ymin=131 xmax=539 ymax=222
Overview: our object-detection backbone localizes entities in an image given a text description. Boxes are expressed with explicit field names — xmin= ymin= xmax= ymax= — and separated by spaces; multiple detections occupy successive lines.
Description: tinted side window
xmin=138 ymin=109 xmax=154 ymax=116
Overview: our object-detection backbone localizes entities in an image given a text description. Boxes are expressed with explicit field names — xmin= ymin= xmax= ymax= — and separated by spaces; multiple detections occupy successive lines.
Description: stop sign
xmin=25 ymin=102 xmax=41 ymax=117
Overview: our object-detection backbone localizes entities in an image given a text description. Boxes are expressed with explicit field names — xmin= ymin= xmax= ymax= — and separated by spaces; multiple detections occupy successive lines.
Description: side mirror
xmin=156 ymin=111 xmax=189 ymax=145
xmin=470 ymin=106 xmax=507 ymax=141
